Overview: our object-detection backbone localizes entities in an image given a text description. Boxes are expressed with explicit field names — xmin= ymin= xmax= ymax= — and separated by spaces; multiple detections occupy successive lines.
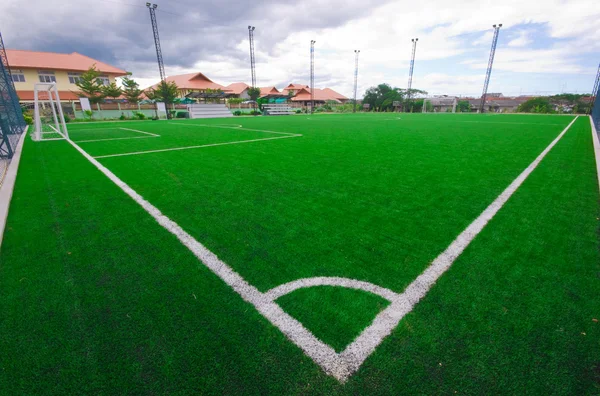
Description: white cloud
xmin=507 ymin=30 xmax=532 ymax=47
xmin=2 ymin=0 xmax=599 ymax=97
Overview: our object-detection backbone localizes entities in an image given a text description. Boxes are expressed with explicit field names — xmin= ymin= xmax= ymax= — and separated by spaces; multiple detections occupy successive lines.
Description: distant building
xmin=146 ymin=72 xmax=225 ymax=98
xmin=224 ymin=82 xmax=250 ymax=99
xmin=466 ymin=96 xmax=531 ymax=113
xmin=6 ymin=49 xmax=127 ymax=102
xmin=283 ymin=84 xmax=349 ymax=106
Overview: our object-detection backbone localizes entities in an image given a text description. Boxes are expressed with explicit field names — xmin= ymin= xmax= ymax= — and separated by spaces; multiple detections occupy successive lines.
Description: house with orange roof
xmin=259 ymin=86 xmax=281 ymax=97
xmin=146 ymin=72 xmax=227 ymax=98
xmin=6 ymin=49 xmax=128 ymax=102
xmin=281 ymin=83 xmax=310 ymax=96
xmin=224 ymin=82 xmax=250 ymax=99
xmin=288 ymin=86 xmax=349 ymax=105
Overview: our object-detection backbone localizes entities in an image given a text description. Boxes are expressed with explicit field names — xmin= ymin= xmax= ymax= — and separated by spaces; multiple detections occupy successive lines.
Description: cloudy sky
xmin=1 ymin=0 xmax=599 ymax=98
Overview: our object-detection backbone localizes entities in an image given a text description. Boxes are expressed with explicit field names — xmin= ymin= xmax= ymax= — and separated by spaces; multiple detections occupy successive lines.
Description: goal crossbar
xmin=33 ymin=83 xmax=69 ymax=141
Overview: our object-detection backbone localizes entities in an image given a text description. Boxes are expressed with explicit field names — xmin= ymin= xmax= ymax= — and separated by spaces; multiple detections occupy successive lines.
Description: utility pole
xmin=407 ymin=38 xmax=418 ymax=111
xmin=479 ymin=24 xmax=502 ymax=113
xmin=310 ymin=40 xmax=315 ymax=114
xmin=353 ymin=50 xmax=360 ymax=113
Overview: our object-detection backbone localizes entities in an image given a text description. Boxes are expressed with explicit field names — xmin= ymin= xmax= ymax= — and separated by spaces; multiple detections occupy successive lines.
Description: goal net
xmin=32 ymin=83 xmax=69 ymax=141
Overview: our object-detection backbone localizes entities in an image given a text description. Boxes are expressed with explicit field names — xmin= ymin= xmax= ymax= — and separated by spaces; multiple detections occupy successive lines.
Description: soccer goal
xmin=32 ymin=83 xmax=69 ymax=141
xmin=422 ymin=97 xmax=458 ymax=113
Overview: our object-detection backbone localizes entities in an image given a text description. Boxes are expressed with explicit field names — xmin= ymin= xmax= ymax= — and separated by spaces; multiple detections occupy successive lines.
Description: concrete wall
xmin=74 ymin=109 xmax=158 ymax=119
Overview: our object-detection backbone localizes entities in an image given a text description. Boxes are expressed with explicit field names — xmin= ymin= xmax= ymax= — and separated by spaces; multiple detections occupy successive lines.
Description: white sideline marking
xmin=66 ymin=116 xmax=577 ymax=383
xmin=67 ymin=137 xmax=348 ymax=380
xmin=589 ymin=116 xmax=600 ymax=192
xmin=93 ymin=134 xmax=301 ymax=159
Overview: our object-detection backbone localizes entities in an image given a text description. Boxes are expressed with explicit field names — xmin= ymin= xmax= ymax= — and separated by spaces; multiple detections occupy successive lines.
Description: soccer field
xmin=1 ymin=113 xmax=599 ymax=394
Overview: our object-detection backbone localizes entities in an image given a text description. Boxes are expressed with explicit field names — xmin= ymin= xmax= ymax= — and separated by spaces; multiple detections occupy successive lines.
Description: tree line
xmin=75 ymin=64 xmax=180 ymax=107
xmin=516 ymin=94 xmax=592 ymax=114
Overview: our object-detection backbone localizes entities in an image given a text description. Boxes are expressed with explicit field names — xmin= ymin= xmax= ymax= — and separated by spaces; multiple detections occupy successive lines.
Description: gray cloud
xmin=1 ymin=0 xmax=386 ymax=83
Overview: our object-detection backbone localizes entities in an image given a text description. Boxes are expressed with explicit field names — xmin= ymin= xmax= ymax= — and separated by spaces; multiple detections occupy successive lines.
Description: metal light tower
xmin=146 ymin=3 xmax=165 ymax=82
xmin=588 ymin=63 xmax=600 ymax=115
xmin=248 ymin=26 xmax=257 ymax=88
xmin=310 ymin=40 xmax=315 ymax=114
xmin=479 ymin=24 xmax=502 ymax=113
xmin=353 ymin=50 xmax=360 ymax=113
xmin=407 ymin=38 xmax=418 ymax=110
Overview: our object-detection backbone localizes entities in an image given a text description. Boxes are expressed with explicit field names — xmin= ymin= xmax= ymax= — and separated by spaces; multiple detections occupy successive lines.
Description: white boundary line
xmin=76 ymin=136 xmax=159 ymax=144
xmin=589 ymin=115 xmax=600 ymax=192
xmin=169 ymin=122 xmax=298 ymax=136
xmin=0 ymin=128 xmax=28 ymax=250
xmin=65 ymin=116 xmax=577 ymax=382
xmin=119 ymin=127 xmax=160 ymax=137
xmin=71 ymin=127 xmax=161 ymax=144
xmin=93 ymin=135 xmax=300 ymax=159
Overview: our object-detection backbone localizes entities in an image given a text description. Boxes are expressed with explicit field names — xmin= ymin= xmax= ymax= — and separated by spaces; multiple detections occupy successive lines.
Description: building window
xmin=68 ymin=72 xmax=82 ymax=84
xmin=38 ymin=70 xmax=56 ymax=83
xmin=99 ymin=75 xmax=110 ymax=86
xmin=10 ymin=70 xmax=25 ymax=82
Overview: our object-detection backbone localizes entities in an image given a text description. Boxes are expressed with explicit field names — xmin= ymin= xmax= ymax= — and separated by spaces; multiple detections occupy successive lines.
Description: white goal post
xmin=33 ymin=83 xmax=69 ymax=141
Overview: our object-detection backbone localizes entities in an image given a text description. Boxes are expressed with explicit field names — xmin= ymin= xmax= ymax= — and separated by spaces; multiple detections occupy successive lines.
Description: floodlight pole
xmin=479 ymin=24 xmax=502 ymax=113
xmin=407 ymin=38 xmax=418 ymax=112
xmin=353 ymin=50 xmax=360 ymax=113
xmin=310 ymin=40 xmax=315 ymax=114
xmin=146 ymin=3 xmax=165 ymax=82
xmin=588 ymin=63 xmax=600 ymax=115
xmin=248 ymin=26 xmax=257 ymax=112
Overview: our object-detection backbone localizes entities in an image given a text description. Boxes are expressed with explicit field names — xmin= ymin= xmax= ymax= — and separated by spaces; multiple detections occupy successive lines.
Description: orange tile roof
xmin=6 ymin=49 xmax=127 ymax=75
xmin=260 ymin=86 xmax=280 ymax=96
xmin=17 ymin=90 xmax=81 ymax=101
xmin=147 ymin=72 xmax=225 ymax=91
xmin=224 ymin=82 xmax=250 ymax=94
xmin=322 ymin=87 xmax=348 ymax=101
xmin=290 ymin=88 xmax=347 ymax=103
xmin=281 ymin=83 xmax=310 ymax=95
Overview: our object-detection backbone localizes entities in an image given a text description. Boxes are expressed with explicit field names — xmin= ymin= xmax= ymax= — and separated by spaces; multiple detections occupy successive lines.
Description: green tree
xmin=102 ymin=82 xmax=122 ymax=101
xmin=457 ymin=100 xmax=471 ymax=113
xmin=248 ymin=87 xmax=261 ymax=102
xmin=363 ymin=84 xmax=427 ymax=112
xmin=146 ymin=80 xmax=179 ymax=104
xmin=121 ymin=75 xmax=144 ymax=104
xmin=517 ymin=97 xmax=553 ymax=113
xmin=145 ymin=81 xmax=179 ymax=119
xmin=75 ymin=65 xmax=106 ymax=104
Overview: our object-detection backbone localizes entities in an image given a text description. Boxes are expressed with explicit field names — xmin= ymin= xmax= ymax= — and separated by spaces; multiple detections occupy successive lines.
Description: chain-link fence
xmin=592 ymin=87 xmax=600 ymax=133
xmin=0 ymin=31 xmax=26 ymax=160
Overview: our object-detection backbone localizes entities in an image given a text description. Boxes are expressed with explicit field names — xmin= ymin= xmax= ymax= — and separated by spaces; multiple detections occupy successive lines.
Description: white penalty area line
xmin=72 ymin=127 xmax=160 ymax=143
xmin=92 ymin=134 xmax=301 ymax=159
xmin=169 ymin=122 xmax=299 ymax=136
xmin=65 ymin=116 xmax=578 ymax=383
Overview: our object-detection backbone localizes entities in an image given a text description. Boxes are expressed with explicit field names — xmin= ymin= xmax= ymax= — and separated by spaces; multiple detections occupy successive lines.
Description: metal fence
xmin=592 ymin=87 xmax=600 ymax=133
xmin=0 ymin=31 xmax=25 ymax=159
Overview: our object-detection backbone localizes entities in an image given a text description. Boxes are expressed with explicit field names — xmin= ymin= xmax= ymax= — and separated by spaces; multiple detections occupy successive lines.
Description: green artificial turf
xmin=0 ymin=113 xmax=598 ymax=394
xmin=276 ymin=286 xmax=390 ymax=352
